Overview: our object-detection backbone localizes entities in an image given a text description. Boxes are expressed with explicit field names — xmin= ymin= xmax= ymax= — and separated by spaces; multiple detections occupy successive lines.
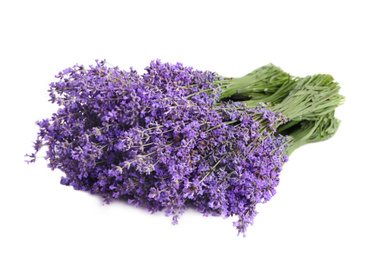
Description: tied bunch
xmin=26 ymin=60 xmax=343 ymax=236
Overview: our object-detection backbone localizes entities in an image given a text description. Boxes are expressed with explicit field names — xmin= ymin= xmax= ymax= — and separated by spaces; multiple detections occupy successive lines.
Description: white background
xmin=1 ymin=0 xmax=375 ymax=259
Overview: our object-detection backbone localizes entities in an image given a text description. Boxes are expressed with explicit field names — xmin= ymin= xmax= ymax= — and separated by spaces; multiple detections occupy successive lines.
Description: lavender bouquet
xmin=26 ymin=60 xmax=343 ymax=236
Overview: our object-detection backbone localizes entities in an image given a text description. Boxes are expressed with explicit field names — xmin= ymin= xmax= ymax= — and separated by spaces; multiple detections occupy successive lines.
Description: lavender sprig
xmin=26 ymin=59 xmax=342 ymax=236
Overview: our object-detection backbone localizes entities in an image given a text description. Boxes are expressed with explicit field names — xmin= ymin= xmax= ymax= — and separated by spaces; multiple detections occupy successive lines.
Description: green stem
xmin=218 ymin=63 xmax=291 ymax=100
xmin=281 ymin=112 xmax=341 ymax=154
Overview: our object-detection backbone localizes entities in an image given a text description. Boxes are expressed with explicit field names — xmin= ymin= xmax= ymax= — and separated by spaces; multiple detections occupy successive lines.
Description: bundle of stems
xmin=217 ymin=65 xmax=344 ymax=154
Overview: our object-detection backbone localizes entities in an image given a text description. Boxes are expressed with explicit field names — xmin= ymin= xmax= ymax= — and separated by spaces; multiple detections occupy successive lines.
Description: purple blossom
xmin=26 ymin=59 xmax=292 ymax=237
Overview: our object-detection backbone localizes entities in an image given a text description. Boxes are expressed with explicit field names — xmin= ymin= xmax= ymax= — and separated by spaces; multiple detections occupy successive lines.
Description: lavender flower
xmin=27 ymin=59 xmax=342 ymax=236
